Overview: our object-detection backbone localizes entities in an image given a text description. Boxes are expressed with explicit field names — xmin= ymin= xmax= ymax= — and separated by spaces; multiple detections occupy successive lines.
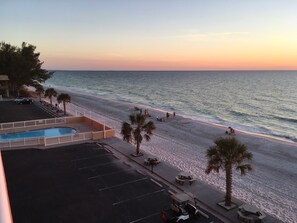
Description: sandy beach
xmin=49 ymin=88 xmax=297 ymax=223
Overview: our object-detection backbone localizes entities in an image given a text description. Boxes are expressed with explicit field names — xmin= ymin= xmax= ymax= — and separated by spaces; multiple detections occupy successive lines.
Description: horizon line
xmin=47 ymin=69 xmax=297 ymax=72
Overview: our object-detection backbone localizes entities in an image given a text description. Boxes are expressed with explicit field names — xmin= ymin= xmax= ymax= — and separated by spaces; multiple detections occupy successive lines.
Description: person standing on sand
xmin=173 ymin=112 xmax=175 ymax=117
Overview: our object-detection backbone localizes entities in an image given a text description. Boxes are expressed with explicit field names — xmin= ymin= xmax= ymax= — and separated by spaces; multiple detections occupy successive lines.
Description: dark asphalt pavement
xmin=0 ymin=101 xmax=52 ymax=123
xmin=2 ymin=143 xmax=223 ymax=223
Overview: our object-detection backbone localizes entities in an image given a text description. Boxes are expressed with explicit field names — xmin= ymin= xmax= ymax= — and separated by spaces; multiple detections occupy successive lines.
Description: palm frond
xmin=206 ymin=137 xmax=253 ymax=175
xmin=144 ymin=134 xmax=151 ymax=142
xmin=122 ymin=112 xmax=156 ymax=154
xmin=236 ymin=164 xmax=252 ymax=175
xmin=121 ymin=122 xmax=133 ymax=143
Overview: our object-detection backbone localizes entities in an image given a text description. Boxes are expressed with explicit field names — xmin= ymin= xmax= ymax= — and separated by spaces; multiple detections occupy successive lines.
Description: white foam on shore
xmin=45 ymin=89 xmax=297 ymax=223
xmin=50 ymin=84 xmax=296 ymax=144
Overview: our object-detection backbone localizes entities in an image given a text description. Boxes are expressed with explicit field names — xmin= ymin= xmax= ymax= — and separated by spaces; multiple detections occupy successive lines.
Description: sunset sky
xmin=1 ymin=0 xmax=297 ymax=70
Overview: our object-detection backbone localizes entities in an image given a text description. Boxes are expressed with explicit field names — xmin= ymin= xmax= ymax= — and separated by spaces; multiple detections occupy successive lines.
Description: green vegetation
xmin=35 ymin=85 xmax=45 ymax=101
xmin=57 ymin=93 xmax=71 ymax=115
xmin=44 ymin=88 xmax=57 ymax=105
xmin=205 ymin=137 xmax=253 ymax=207
xmin=121 ymin=112 xmax=156 ymax=156
xmin=0 ymin=42 xmax=53 ymax=95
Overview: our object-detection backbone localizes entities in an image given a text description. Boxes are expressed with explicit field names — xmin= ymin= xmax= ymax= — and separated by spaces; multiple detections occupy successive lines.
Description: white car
xmin=14 ymin=97 xmax=24 ymax=103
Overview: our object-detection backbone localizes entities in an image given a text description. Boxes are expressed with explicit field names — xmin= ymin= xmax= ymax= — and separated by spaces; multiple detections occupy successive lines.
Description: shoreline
xmin=45 ymin=84 xmax=297 ymax=144
xmin=50 ymin=85 xmax=297 ymax=146
xmin=184 ymin=116 xmax=297 ymax=146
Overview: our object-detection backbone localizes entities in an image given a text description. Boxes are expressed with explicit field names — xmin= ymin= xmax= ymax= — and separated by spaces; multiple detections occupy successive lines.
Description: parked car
xmin=184 ymin=203 xmax=199 ymax=216
xmin=162 ymin=193 xmax=200 ymax=222
xmin=14 ymin=97 xmax=24 ymax=103
xmin=162 ymin=206 xmax=190 ymax=222
xmin=17 ymin=99 xmax=33 ymax=104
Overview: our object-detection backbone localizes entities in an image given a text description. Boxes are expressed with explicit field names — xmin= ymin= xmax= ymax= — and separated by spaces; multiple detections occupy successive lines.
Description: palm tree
xmin=205 ymin=137 xmax=253 ymax=207
xmin=57 ymin=93 xmax=71 ymax=115
xmin=121 ymin=112 xmax=156 ymax=156
xmin=44 ymin=88 xmax=57 ymax=105
xmin=35 ymin=85 xmax=44 ymax=101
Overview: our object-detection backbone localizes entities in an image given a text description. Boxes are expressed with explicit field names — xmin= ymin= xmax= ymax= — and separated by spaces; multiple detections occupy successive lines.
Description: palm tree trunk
xmin=63 ymin=101 xmax=66 ymax=115
xmin=225 ymin=164 xmax=233 ymax=206
xmin=136 ymin=140 xmax=140 ymax=155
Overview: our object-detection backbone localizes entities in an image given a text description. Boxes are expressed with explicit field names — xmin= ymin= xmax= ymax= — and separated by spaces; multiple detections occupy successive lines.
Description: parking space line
xmin=136 ymin=169 xmax=146 ymax=176
xmin=71 ymin=153 xmax=111 ymax=162
xmin=88 ymin=169 xmax=132 ymax=180
xmin=78 ymin=160 xmax=121 ymax=170
xmin=98 ymin=177 xmax=148 ymax=192
xmin=150 ymin=178 xmax=163 ymax=188
xmin=112 ymin=189 xmax=165 ymax=206
xmin=129 ymin=211 xmax=161 ymax=223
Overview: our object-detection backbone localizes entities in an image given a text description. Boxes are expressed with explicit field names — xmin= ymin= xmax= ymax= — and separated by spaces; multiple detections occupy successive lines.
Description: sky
xmin=1 ymin=0 xmax=297 ymax=70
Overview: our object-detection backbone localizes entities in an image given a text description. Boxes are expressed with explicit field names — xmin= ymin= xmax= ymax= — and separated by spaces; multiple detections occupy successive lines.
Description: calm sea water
xmin=46 ymin=71 xmax=297 ymax=142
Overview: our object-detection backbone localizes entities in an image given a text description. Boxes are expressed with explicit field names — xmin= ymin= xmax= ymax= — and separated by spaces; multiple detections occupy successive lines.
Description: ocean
xmin=45 ymin=70 xmax=297 ymax=142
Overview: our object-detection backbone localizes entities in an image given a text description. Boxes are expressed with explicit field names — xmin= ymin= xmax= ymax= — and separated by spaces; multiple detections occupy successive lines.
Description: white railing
xmin=42 ymin=98 xmax=116 ymax=130
xmin=44 ymin=132 xmax=93 ymax=146
xmin=0 ymin=152 xmax=13 ymax=223
xmin=0 ymin=129 xmax=115 ymax=149
xmin=0 ymin=137 xmax=43 ymax=148
xmin=43 ymin=98 xmax=93 ymax=119
xmin=68 ymin=103 xmax=91 ymax=117
xmin=0 ymin=117 xmax=66 ymax=131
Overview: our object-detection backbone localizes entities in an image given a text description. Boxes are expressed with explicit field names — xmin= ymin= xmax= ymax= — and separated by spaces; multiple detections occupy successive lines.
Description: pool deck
xmin=0 ymin=101 xmax=115 ymax=149
xmin=0 ymin=101 xmax=98 ymax=133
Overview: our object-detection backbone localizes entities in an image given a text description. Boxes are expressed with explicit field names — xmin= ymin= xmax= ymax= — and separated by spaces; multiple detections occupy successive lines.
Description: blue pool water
xmin=0 ymin=127 xmax=77 ymax=142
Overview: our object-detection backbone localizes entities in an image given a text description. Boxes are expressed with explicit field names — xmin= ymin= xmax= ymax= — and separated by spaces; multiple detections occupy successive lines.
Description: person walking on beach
xmin=226 ymin=127 xmax=236 ymax=136
xmin=173 ymin=112 xmax=175 ymax=117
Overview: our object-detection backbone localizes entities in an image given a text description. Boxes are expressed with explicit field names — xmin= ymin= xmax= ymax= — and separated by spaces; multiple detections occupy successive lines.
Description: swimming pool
xmin=0 ymin=127 xmax=77 ymax=142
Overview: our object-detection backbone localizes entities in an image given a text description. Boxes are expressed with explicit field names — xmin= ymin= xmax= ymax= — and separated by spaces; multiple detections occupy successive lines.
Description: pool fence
xmin=0 ymin=116 xmax=115 ymax=149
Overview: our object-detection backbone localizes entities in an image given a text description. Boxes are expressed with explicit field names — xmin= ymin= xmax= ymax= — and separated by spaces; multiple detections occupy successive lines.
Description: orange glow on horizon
xmin=41 ymin=31 xmax=297 ymax=71
xmin=43 ymin=55 xmax=297 ymax=71
xmin=38 ymin=29 xmax=297 ymax=71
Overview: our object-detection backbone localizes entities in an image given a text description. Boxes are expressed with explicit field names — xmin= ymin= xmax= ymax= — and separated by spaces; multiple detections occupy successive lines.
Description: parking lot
xmin=2 ymin=143 xmax=170 ymax=222
xmin=0 ymin=101 xmax=52 ymax=123
xmin=2 ymin=142 xmax=225 ymax=223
